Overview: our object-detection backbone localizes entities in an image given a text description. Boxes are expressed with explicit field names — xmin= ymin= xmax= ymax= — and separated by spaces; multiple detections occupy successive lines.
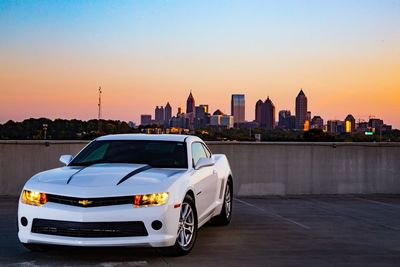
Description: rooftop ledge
xmin=0 ymin=140 xmax=399 ymax=147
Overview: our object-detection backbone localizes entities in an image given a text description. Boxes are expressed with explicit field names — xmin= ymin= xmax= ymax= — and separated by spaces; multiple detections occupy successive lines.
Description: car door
xmin=190 ymin=142 xmax=218 ymax=222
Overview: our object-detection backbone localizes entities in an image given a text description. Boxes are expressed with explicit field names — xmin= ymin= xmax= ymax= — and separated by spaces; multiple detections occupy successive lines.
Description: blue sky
xmin=1 ymin=0 xmax=399 ymax=127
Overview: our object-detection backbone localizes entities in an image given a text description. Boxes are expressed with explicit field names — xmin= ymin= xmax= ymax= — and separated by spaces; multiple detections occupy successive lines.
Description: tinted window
xmin=69 ymin=140 xmax=188 ymax=168
xmin=192 ymin=142 xmax=207 ymax=167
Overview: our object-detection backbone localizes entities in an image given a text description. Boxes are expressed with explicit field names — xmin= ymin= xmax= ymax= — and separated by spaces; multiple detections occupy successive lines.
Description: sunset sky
xmin=1 ymin=0 xmax=399 ymax=128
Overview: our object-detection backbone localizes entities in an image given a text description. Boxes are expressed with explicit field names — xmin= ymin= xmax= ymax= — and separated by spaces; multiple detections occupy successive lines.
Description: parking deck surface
xmin=1 ymin=195 xmax=400 ymax=266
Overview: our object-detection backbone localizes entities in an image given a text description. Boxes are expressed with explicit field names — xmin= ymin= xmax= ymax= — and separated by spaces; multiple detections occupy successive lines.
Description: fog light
xmin=21 ymin=217 xmax=28 ymax=227
xmin=151 ymin=220 xmax=162 ymax=230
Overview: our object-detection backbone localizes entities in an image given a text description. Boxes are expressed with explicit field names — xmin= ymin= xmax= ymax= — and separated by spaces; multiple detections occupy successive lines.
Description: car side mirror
xmin=59 ymin=155 xmax=73 ymax=166
xmin=195 ymin=157 xmax=215 ymax=170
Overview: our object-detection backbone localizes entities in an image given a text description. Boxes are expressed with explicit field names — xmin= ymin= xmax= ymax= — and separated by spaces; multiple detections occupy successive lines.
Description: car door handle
xmin=213 ymin=170 xmax=218 ymax=175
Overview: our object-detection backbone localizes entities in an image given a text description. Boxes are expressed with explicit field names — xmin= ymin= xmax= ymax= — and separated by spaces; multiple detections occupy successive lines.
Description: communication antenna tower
xmin=98 ymin=86 xmax=102 ymax=132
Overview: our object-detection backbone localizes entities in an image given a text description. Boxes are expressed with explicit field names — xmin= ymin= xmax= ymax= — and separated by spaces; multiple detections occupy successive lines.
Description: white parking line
xmin=355 ymin=197 xmax=400 ymax=209
xmin=234 ymin=198 xmax=311 ymax=230
xmin=99 ymin=261 xmax=148 ymax=267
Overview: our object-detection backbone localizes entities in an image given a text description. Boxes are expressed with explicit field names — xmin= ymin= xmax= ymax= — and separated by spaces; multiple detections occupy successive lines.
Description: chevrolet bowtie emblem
xmin=78 ymin=200 xmax=93 ymax=206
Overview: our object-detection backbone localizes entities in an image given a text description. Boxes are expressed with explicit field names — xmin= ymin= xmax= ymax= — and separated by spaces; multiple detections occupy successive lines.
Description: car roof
xmin=96 ymin=134 xmax=201 ymax=143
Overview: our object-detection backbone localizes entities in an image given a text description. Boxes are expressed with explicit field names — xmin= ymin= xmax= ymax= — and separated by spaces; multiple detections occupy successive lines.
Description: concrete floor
xmin=1 ymin=195 xmax=400 ymax=266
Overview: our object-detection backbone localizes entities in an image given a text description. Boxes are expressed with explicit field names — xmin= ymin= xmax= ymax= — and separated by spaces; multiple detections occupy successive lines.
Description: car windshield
xmin=69 ymin=140 xmax=188 ymax=168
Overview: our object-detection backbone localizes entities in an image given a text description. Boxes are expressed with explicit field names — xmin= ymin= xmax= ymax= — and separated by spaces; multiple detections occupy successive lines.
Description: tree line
xmin=0 ymin=118 xmax=399 ymax=142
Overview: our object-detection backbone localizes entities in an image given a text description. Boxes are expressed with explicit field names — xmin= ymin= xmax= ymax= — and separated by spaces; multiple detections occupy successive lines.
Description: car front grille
xmin=31 ymin=219 xmax=148 ymax=238
xmin=46 ymin=194 xmax=133 ymax=208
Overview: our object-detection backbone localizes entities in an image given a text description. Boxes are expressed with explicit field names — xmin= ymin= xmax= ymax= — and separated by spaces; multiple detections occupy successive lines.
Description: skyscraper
xmin=262 ymin=97 xmax=275 ymax=130
xmin=155 ymin=106 xmax=164 ymax=125
xmin=295 ymin=89 xmax=308 ymax=130
xmin=164 ymin=102 xmax=172 ymax=124
xmin=231 ymin=94 xmax=245 ymax=124
xmin=194 ymin=105 xmax=207 ymax=129
xmin=186 ymin=91 xmax=195 ymax=129
xmin=186 ymin=91 xmax=195 ymax=114
xmin=278 ymin=110 xmax=291 ymax=129
xmin=255 ymin=99 xmax=263 ymax=124
xmin=344 ymin=114 xmax=356 ymax=133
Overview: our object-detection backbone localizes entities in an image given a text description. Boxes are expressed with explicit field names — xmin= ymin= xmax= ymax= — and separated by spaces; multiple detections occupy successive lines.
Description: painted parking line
xmin=234 ymin=198 xmax=311 ymax=230
xmin=354 ymin=197 xmax=400 ymax=209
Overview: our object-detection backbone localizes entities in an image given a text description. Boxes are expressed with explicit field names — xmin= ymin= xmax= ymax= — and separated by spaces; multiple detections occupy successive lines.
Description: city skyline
xmin=1 ymin=1 xmax=399 ymax=128
xmin=143 ymin=90 xmax=392 ymax=135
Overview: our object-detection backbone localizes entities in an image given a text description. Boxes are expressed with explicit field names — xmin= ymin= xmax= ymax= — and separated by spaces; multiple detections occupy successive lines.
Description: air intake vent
xmin=31 ymin=219 xmax=148 ymax=238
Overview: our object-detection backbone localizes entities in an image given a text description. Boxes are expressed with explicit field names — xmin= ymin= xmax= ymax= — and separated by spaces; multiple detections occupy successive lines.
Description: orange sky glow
xmin=1 ymin=1 xmax=399 ymax=128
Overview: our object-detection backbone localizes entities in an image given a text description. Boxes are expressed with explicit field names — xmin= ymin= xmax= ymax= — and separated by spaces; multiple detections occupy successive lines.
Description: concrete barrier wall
xmin=208 ymin=142 xmax=400 ymax=196
xmin=1 ymin=141 xmax=399 ymax=196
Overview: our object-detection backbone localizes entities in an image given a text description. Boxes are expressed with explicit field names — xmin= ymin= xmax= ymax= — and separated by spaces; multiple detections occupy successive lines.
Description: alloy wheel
xmin=225 ymin=185 xmax=232 ymax=219
xmin=177 ymin=202 xmax=195 ymax=248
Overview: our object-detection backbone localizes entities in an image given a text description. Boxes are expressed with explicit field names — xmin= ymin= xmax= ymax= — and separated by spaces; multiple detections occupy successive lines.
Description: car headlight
xmin=21 ymin=190 xmax=47 ymax=206
xmin=133 ymin=192 xmax=169 ymax=208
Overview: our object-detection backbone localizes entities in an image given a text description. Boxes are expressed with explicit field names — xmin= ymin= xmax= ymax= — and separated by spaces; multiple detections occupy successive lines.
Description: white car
xmin=18 ymin=134 xmax=233 ymax=256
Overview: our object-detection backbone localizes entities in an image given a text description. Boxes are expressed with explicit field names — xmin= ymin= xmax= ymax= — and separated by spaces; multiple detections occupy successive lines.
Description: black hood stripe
xmin=117 ymin=165 xmax=152 ymax=185
xmin=66 ymin=166 xmax=89 ymax=184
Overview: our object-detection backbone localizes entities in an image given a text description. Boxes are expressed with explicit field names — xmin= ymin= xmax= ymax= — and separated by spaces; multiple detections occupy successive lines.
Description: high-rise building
xmin=210 ymin=110 xmax=233 ymax=128
xmin=154 ymin=106 xmax=164 ymax=125
xmin=278 ymin=110 xmax=291 ymax=129
xmin=231 ymin=94 xmax=245 ymax=124
xmin=369 ymin=118 xmax=384 ymax=133
xmin=140 ymin=114 xmax=152 ymax=126
xmin=194 ymin=105 xmax=208 ymax=129
xmin=255 ymin=100 xmax=263 ymax=124
xmin=186 ymin=91 xmax=195 ymax=128
xmin=186 ymin=91 xmax=195 ymax=114
xmin=164 ymin=102 xmax=172 ymax=124
xmin=344 ymin=114 xmax=355 ymax=133
xmin=199 ymin=104 xmax=209 ymax=113
xmin=295 ymin=89 xmax=308 ymax=130
xmin=327 ymin=120 xmax=338 ymax=134
xmin=261 ymin=97 xmax=275 ymax=130
xmin=311 ymin=116 xmax=324 ymax=129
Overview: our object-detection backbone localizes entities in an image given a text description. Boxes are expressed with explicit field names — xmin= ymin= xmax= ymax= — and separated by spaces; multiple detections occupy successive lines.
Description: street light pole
xmin=42 ymin=124 xmax=48 ymax=140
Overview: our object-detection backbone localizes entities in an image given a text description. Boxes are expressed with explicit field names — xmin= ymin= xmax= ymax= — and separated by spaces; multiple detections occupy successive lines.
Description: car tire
xmin=160 ymin=194 xmax=198 ymax=257
xmin=21 ymin=243 xmax=52 ymax=252
xmin=211 ymin=179 xmax=233 ymax=226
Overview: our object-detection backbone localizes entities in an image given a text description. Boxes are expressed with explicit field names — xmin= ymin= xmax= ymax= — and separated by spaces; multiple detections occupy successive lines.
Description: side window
xmin=192 ymin=142 xmax=207 ymax=167
xmin=201 ymin=143 xmax=211 ymax=158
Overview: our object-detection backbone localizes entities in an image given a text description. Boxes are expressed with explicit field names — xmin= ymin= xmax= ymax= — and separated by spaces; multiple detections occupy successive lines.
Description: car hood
xmin=25 ymin=163 xmax=186 ymax=197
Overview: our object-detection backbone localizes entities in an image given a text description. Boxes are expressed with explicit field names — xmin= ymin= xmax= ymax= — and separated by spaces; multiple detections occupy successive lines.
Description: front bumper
xmin=18 ymin=201 xmax=180 ymax=247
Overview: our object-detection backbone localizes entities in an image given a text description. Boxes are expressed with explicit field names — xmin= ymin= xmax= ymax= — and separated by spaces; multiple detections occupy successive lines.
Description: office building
xmin=278 ymin=110 xmax=292 ymax=129
xmin=311 ymin=116 xmax=324 ymax=129
xmin=231 ymin=94 xmax=245 ymax=124
xmin=186 ymin=91 xmax=195 ymax=128
xmin=344 ymin=114 xmax=356 ymax=133
xmin=164 ymin=102 xmax=172 ymax=124
xmin=140 ymin=114 xmax=152 ymax=126
xmin=255 ymin=100 xmax=263 ymax=124
xmin=210 ymin=110 xmax=234 ymax=128
xmin=155 ymin=106 xmax=164 ymax=125
xmin=186 ymin=91 xmax=195 ymax=113
xmin=295 ymin=89 xmax=308 ymax=130
xmin=261 ymin=97 xmax=275 ymax=130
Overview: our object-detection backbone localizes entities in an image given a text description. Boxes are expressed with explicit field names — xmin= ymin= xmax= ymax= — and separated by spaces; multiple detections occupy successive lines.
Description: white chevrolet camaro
xmin=18 ymin=134 xmax=233 ymax=256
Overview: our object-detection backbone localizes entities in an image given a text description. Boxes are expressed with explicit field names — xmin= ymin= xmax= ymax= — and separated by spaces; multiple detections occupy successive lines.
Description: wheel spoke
xmin=184 ymin=206 xmax=192 ymax=220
